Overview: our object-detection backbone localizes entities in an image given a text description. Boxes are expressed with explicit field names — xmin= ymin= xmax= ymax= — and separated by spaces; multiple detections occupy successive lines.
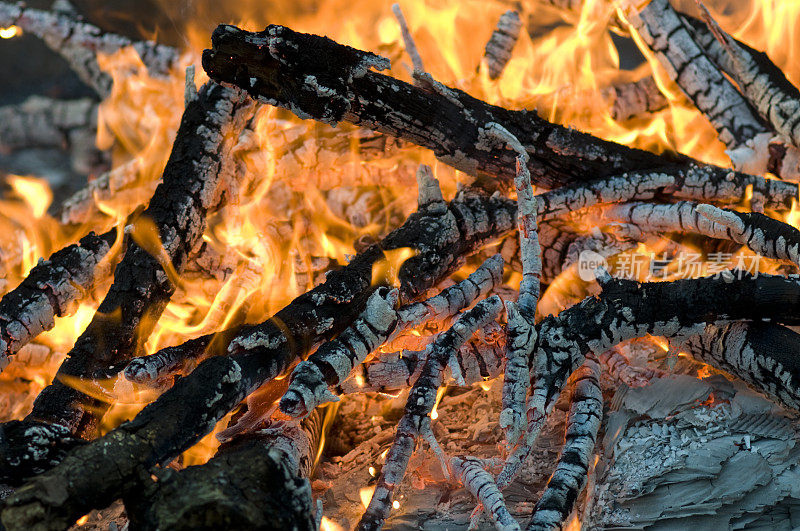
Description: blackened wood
xmin=0 ymin=228 xmax=115 ymax=362
xmin=125 ymin=411 xmax=324 ymax=531
xmin=201 ymin=24 xmax=796 ymax=205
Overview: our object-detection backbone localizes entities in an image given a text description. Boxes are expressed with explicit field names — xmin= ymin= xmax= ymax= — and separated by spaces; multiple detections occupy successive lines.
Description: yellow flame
xmin=0 ymin=25 xmax=19 ymax=39
xmin=320 ymin=517 xmax=344 ymax=531
xmin=75 ymin=515 xmax=89 ymax=526
xmin=359 ymin=486 xmax=376 ymax=509
xmin=6 ymin=175 xmax=52 ymax=219
xmin=430 ymin=386 xmax=446 ymax=420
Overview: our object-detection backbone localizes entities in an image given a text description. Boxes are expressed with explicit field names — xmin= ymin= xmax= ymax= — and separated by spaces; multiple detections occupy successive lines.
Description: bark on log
xmin=625 ymin=0 xmax=800 ymax=180
xmin=0 ymin=228 xmax=116 ymax=363
xmin=200 ymin=24 xmax=797 ymax=206
xmin=125 ymin=410 xmax=325 ymax=531
xmin=0 ymin=1 xmax=179 ymax=98
xmin=0 ymin=82 xmax=253 ymax=484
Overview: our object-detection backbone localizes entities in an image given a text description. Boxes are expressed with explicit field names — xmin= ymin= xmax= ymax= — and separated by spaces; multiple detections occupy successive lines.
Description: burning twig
xmin=358 ymin=296 xmax=504 ymax=531
xmin=526 ymin=356 xmax=601 ymax=530
xmin=125 ymin=410 xmax=325 ymax=530
xmin=483 ymin=10 xmax=522 ymax=80
xmin=623 ymin=0 xmax=800 ymax=180
xmin=450 ymin=456 xmax=520 ymax=530
xmin=391 ymin=3 xmax=426 ymax=77
xmin=335 ymin=323 xmax=505 ymax=394
xmin=0 ymin=1 xmax=178 ymax=97
xmin=602 ymin=76 xmax=670 ymax=121
xmin=680 ymin=321 xmax=800 ymax=412
xmin=0 ymin=81 xmax=254 ymax=483
xmin=280 ymin=253 xmax=503 ymax=418
xmin=0 ymin=228 xmax=116 ymax=363
xmin=201 ymin=24 xmax=798 ymax=205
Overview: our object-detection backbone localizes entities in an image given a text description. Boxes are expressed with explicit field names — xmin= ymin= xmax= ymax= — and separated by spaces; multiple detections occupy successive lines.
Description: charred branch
xmin=602 ymin=76 xmax=670 ymax=122
xmin=0 ymin=1 xmax=179 ymax=98
xmin=483 ymin=10 xmax=522 ymax=80
xmin=0 ymin=228 xmax=116 ymax=362
xmin=201 ymin=24 xmax=797 ymax=206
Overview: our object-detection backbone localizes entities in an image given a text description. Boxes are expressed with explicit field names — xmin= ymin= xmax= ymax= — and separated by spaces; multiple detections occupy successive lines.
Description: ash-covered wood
xmin=358 ymin=296 xmax=503 ymax=530
xmin=0 ymin=96 xmax=105 ymax=174
xmin=681 ymin=321 xmax=800 ymax=412
xmin=280 ymin=253 xmax=503 ymax=418
xmin=0 ymin=228 xmax=116 ymax=363
xmin=624 ymin=0 xmax=800 ymax=180
xmin=201 ymin=24 xmax=797 ymax=204
xmin=526 ymin=357 xmax=601 ymax=530
xmin=603 ymin=76 xmax=670 ymax=121
xmin=0 ymin=1 xmax=178 ymax=98
xmin=336 ymin=322 xmax=505 ymax=394
xmin=496 ymin=273 xmax=800 ymax=490
xmin=0 ymin=82 xmax=253 ymax=485
xmin=125 ymin=410 xmax=325 ymax=531
xmin=686 ymin=8 xmax=800 ymax=150
xmin=483 ymin=10 xmax=522 ymax=80
xmin=598 ymin=346 xmax=664 ymax=388
xmin=450 ymin=456 xmax=519 ymax=530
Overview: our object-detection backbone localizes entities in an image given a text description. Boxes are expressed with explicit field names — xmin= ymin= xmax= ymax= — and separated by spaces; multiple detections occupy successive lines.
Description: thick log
xmin=0 ymin=1 xmax=178 ymax=98
xmin=125 ymin=410 xmax=325 ymax=530
xmin=0 ymin=82 xmax=254 ymax=484
xmin=201 ymin=24 xmax=797 ymax=205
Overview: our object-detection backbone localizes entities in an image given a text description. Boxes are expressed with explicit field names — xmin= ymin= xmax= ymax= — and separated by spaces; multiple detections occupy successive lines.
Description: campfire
xmin=1 ymin=0 xmax=800 ymax=529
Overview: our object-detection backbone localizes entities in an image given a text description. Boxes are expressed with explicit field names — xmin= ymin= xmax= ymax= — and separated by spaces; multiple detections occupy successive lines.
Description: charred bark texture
xmin=200 ymin=23 xmax=796 ymax=205
xmin=0 ymin=228 xmax=115 ymax=362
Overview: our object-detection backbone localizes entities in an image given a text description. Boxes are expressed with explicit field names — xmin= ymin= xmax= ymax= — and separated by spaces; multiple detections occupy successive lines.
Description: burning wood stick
xmin=623 ymin=0 xmax=800 ymax=180
xmin=0 ymin=228 xmax=117 ymax=362
xmin=0 ymin=177 xmax=517 ymax=524
xmin=685 ymin=7 xmax=800 ymax=150
xmin=125 ymin=410 xmax=325 ymax=530
xmin=336 ymin=323 xmax=505 ymax=394
xmin=680 ymin=321 xmax=800 ymax=412
xmin=494 ymin=272 xmax=800 ymax=489
xmin=201 ymin=23 xmax=798 ymax=205
xmin=0 ymin=81 xmax=254 ymax=483
xmin=483 ymin=10 xmax=522 ymax=80
xmin=526 ymin=357 xmax=601 ymax=531
xmin=602 ymin=76 xmax=670 ymax=121
xmin=358 ymin=295 xmax=504 ymax=531
xmin=451 ymin=456 xmax=520 ymax=530
xmin=0 ymin=1 xmax=179 ymax=98
xmin=279 ymin=253 xmax=504 ymax=418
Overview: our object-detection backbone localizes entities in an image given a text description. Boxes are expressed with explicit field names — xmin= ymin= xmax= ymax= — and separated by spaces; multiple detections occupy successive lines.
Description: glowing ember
xmin=0 ymin=25 xmax=18 ymax=39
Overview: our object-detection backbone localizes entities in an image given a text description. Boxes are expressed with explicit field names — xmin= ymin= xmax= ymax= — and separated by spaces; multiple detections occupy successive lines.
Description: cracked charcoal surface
xmin=201 ymin=23 xmax=797 ymax=206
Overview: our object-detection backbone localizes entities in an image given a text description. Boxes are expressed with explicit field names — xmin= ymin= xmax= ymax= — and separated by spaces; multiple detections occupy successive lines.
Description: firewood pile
xmin=1 ymin=0 xmax=800 ymax=529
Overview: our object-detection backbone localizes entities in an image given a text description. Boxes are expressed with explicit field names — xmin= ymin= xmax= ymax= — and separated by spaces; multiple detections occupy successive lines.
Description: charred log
xmin=201 ymin=24 xmax=797 ymax=206
xmin=125 ymin=410 xmax=325 ymax=531
xmin=0 ymin=1 xmax=178 ymax=98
